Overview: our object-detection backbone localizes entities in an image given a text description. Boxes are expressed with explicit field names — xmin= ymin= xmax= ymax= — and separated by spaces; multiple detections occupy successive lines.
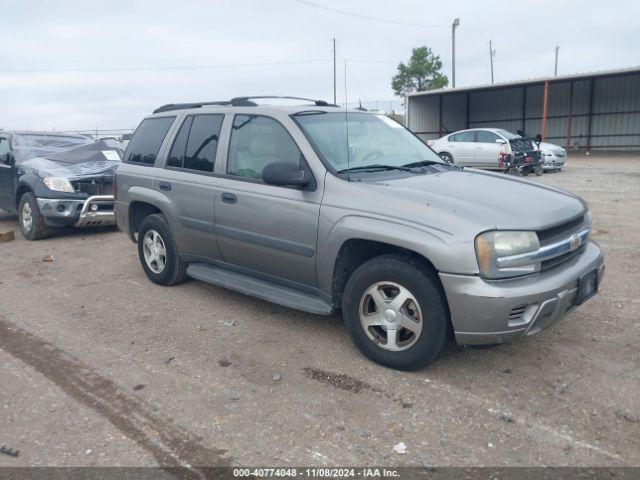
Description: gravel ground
xmin=0 ymin=154 xmax=638 ymax=469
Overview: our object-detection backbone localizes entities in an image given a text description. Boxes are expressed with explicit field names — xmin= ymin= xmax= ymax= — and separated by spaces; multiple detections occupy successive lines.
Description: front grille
xmin=541 ymin=244 xmax=586 ymax=271
xmin=74 ymin=180 xmax=113 ymax=196
xmin=537 ymin=215 xmax=585 ymax=245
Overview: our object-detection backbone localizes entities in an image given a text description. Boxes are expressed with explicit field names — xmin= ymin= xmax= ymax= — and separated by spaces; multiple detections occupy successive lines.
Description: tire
xmin=439 ymin=152 xmax=454 ymax=164
xmin=534 ymin=166 xmax=543 ymax=176
xmin=342 ymin=254 xmax=449 ymax=371
xmin=137 ymin=214 xmax=188 ymax=286
xmin=18 ymin=192 xmax=51 ymax=240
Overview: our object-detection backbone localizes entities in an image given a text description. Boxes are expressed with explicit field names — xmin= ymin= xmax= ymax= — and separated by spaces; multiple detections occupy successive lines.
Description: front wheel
xmin=535 ymin=165 xmax=544 ymax=176
xmin=342 ymin=254 xmax=449 ymax=370
xmin=137 ymin=214 xmax=188 ymax=286
xmin=18 ymin=192 xmax=51 ymax=240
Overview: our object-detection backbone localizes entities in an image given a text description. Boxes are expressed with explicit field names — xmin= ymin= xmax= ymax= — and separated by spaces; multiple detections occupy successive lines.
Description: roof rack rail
xmin=153 ymin=101 xmax=231 ymax=114
xmin=229 ymin=96 xmax=339 ymax=107
xmin=152 ymin=96 xmax=339 ymax=114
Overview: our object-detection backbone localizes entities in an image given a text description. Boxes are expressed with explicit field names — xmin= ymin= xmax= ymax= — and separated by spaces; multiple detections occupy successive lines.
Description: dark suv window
xmin=167 ymin=114 xmax=223 ymax=173
xmin=124 ymin=116 xmax=175 ymax=165
xmin=0 ymin=137 xmax=10 ymax=155
xmin=227 ymin=115 xmax=303 ymax=180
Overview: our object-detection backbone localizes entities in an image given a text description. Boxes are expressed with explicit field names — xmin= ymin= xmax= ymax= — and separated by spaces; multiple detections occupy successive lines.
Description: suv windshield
xmin=13 ymin=134 xmax=93 ymax=162
xmin=295 ymin=113 xmax=443 ymax=173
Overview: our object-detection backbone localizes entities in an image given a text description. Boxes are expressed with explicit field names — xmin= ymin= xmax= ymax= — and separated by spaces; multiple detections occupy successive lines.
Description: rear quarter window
xmin=124 ymin=116 xmax=175 ymax=165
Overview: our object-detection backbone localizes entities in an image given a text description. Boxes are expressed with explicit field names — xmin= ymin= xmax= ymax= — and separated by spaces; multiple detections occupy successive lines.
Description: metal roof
xmin=407 ymin=65 xmax=640 ymax=97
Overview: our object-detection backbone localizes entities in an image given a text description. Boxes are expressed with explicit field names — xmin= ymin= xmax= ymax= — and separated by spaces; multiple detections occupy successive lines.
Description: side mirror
xmin=262 ymin=162 xmax=311 ymax=188
xmin=535 ymin=134 xmax=542 ymax=146
xmin=495 ymin=138 xmax=507 ymax=144
xmin=0 ymin=152 xmax=14 ymax=166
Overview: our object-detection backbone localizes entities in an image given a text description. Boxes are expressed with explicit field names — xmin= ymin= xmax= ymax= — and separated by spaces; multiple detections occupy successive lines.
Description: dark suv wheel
xmin=18 ymin=192 xmax=51 ymax=240
xmin=342 ymin=254 xmax=449 ymax=370
xmin=137 ymin=214 xmax=188 ymax=286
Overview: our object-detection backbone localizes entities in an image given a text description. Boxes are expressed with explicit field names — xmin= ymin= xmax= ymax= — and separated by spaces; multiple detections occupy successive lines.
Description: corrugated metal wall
xmin=407 ymin=71 xmax=640 ymax=150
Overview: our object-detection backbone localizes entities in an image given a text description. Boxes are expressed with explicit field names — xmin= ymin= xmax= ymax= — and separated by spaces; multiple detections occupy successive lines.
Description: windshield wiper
xmin=337 ymin=164 xmax=416 ymax=174
xmin=401 ymin=159 xmax=446 ymax=168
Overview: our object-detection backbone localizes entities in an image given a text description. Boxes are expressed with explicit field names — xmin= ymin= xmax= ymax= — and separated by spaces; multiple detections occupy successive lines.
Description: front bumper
xmin=440 ymin=241 xmax=604 ymax=345
xmin=543 ymin=155 xmax=566 ymax=170
xmin=37 ymin=195 xmax=116 ymax=228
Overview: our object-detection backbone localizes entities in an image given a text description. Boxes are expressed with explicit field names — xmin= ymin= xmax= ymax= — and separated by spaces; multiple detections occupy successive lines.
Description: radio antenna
xmin=344 ymin=59 xmax=350 ymax=181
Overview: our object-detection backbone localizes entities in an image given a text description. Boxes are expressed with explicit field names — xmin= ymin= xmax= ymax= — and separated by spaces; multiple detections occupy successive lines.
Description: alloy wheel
xmin=358 ymin=281 xmax=423 ymax=351
xmin=142 ymin=229 xmax=167 ymax=274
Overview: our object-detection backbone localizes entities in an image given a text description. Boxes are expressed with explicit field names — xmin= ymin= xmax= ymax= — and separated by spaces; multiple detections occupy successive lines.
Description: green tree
xmin=391 ymin=46 xmax=448 ymax=97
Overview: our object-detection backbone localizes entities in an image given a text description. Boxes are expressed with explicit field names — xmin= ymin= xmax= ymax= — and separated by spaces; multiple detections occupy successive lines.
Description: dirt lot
xmin=0 ymin=154 xmax=638 ymax=469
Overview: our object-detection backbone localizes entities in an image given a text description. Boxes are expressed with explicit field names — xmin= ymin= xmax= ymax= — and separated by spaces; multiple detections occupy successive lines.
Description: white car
xmin=428 ymin=128 xmax=566 ymax=172
xmin=537 ymin=141 xmax=567 ymax=171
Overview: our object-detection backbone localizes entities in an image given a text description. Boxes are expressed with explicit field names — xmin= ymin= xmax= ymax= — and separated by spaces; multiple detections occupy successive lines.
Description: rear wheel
xmin=439 ymin=152 xmax=454 ymax=164
xmin=18 ymin=192 xmax=51 ymax=240
xmin=137 ymin=214 xmax=188 ymax=286
xmin=342 ymin=254 xmax=449 ymax=370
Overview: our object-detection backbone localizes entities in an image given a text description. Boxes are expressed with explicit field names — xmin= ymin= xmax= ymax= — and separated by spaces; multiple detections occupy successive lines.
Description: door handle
xmin=159 ymin=181 xmax=172 ymax=191
xmin=221 ymin=192 xmax=237 ymax=204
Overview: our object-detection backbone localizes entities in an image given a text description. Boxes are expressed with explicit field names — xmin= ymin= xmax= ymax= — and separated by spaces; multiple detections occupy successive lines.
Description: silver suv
xmin=114 ymin=96 xmax=604 ymax=370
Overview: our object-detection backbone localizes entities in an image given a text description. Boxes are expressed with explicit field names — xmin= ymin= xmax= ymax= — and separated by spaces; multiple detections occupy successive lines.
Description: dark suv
xmin=0 ymin=131 xmax=122 ymax=239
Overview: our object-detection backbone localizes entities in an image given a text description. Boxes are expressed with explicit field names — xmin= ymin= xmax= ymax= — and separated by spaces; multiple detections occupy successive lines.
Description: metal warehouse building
xmin=406 ymin=66 xmax=640 ymax=151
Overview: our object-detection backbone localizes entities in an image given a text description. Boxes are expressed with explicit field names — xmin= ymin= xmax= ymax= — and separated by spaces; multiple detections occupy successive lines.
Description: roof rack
xmin=153 ymin=101 xmax=231 ymax=114
xmin=153 ymin=96 xmax=338 ymax=113
xmin=229 ymin=96 xmax=338 ymax=107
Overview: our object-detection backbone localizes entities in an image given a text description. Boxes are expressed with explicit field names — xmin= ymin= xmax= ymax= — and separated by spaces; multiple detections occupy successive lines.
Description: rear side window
xmin=124 ymin=116 xmax=175 ymax=165
xmin=167 ymin=114 xmax=223 ymax=173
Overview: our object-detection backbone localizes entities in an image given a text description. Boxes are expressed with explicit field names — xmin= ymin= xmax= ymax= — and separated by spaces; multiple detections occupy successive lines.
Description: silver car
xmin=115 ymin=97 xmax=603 ymax=370
xmin=429 ymin=128 xmax=567 ymax=172
xmin=538 ymin=141 xmax=567 ymax=171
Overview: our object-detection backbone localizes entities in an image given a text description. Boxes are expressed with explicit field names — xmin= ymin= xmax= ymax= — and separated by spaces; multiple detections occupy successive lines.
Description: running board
xmin=186 ymin=263 xmax=333 ymax=315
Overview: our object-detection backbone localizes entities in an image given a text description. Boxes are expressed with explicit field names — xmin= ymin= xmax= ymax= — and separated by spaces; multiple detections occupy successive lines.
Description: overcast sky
xmin=1 ymin=0 xmax=638 ymax=133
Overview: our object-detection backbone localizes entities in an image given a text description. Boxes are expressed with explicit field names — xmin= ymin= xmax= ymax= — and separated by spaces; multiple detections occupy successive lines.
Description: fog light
xmin=90 ymin=203 xmax=99 ymax=212
xmin=57 ymin=204 xmax=66 ymax=213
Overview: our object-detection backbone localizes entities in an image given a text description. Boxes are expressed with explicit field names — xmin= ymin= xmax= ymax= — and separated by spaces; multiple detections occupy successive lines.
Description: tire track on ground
xmin=0 ymin=315 xmax=230 ymax=478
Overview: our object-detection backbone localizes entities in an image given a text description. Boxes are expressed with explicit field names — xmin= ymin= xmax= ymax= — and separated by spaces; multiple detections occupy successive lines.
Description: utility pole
xmin=554 ymin=46 xmax=559 ymax=76
xmin=489 ymin=40 xmax=495 ymax=84
xmin=332 ymin=38 xmax=337 ymax=104
xmin=451 ymin=18 xmax=460 ymax=87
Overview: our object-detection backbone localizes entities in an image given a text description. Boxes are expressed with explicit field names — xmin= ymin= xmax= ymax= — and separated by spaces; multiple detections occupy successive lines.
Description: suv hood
xmin=363 ymin=168 xmax=586 ymax=232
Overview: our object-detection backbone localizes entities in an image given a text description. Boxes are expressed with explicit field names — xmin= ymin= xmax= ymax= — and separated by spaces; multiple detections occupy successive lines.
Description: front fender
xmin=316 ymin=210 xmax=479 ymax=296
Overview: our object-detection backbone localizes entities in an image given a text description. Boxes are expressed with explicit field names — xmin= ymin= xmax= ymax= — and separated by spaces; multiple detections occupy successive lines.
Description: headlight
xmin=475 ymin=231 xmax=540 ymax=279
xmin=43 ymin=177 xmax=75 ymax=193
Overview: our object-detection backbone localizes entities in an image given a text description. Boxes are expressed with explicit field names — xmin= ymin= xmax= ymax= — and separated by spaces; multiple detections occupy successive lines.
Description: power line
xmin=0 ymin=59 xmax=330 ymax=73
xmin=287 ymin=0 xmax=447 ymax=28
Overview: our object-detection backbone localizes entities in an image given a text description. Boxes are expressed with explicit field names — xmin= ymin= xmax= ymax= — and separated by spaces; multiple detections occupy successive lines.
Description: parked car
xmin=429 ymin=128 xmax=564 ymax=173
xmin=0 ymin=131 xmax=122 ymax=239
xmin=538 ymin=141 xmax=568 ymax=171
xmin=115 ymin=97 xmax=604 ymax=370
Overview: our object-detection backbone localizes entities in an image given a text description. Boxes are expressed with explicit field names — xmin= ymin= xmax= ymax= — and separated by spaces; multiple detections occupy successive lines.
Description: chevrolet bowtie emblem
xmin=569 ymin=234 xmax=581 ymax=251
